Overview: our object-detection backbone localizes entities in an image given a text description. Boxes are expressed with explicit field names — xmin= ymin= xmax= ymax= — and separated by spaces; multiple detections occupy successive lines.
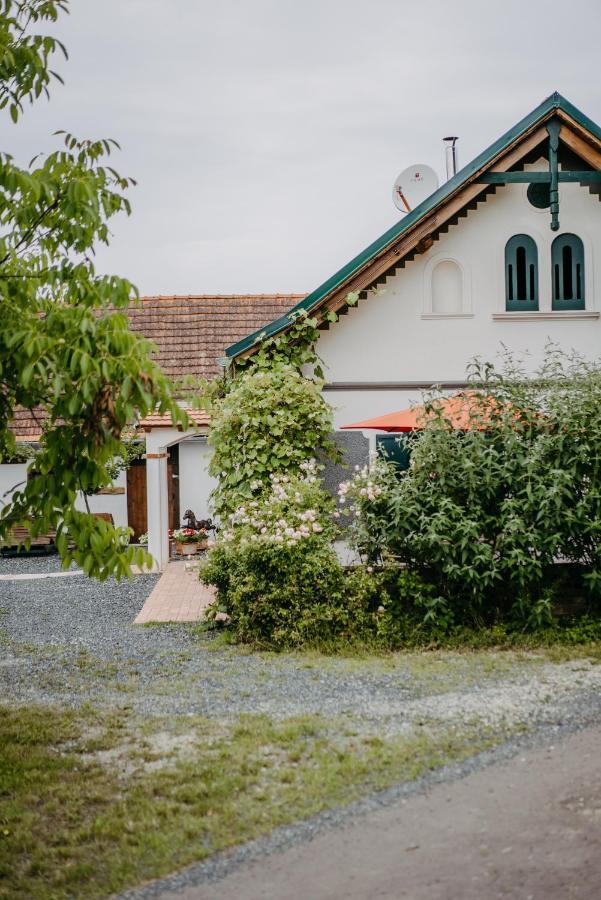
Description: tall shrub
xmin=200 ymin=463 xmax=370 ymax=648
xmin=207 ymin=312 xmax=341 ymax=518
xmin=342 ymin=350 xmax=601 ymax=627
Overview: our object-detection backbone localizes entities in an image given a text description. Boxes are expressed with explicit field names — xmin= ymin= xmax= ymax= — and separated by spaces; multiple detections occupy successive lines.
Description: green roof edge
xmin=226 ymin=92 xmax=599 ymax=360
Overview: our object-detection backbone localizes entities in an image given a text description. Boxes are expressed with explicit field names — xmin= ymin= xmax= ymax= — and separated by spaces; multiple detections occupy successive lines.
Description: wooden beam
xmin=559 ymin=124 xmax=601 ymax=169
xmin=415 ymin=237 xmax=434 ymax=254
xmin=478 ymin=171 xmax=601 ymax=184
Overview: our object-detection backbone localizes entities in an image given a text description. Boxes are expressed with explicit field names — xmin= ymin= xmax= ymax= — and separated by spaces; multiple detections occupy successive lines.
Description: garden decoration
xmin=173 ymin=527 xmax=209 ymax=555
xmin=183 ymin=509 xmax=199 ymax=529
xmin=183 ymin=509 xmax=216 ymax=535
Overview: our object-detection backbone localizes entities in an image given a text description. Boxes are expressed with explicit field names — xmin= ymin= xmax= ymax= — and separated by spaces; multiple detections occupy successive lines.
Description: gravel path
xmin=2 ymin=558 xmax=601 ymax=735
xmin=0 ymin=551 xmax=78 ymax=575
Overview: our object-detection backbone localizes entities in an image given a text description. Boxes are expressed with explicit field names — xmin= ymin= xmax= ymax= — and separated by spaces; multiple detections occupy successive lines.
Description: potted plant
xmin=196 ymin=527 xmax=209 ymax=551
xmin=173 ymin=527 xmax=201 ymax=555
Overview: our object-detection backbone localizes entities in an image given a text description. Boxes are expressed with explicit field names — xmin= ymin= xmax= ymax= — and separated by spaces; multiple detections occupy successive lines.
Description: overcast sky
xmin=5 ymin=0 xmax=601 ymax=295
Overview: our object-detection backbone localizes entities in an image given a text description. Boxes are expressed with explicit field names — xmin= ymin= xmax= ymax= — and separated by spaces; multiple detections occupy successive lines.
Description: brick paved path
xmin=134 ymin=561 xmax=216 ymax=624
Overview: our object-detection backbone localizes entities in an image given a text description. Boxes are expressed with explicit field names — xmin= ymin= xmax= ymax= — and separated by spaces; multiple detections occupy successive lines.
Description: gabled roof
xmin=138 ymin=409 xmax=210 ymax=431
xmin=226 ymin=92 xmax=601 ymax=362
xmin=10 ymin=294 xmax=304 ymax=440
xmin=128 ymin=294 xmax=306 ymax=379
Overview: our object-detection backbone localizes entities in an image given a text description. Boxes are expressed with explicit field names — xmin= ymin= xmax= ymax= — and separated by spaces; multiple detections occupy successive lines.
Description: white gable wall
xmin=318 ymin=177 xmax=601 ymax=428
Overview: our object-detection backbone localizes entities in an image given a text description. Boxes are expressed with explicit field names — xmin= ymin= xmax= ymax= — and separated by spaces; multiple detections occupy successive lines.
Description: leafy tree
xmin=0 ymin=0 xmax=185 ymax=578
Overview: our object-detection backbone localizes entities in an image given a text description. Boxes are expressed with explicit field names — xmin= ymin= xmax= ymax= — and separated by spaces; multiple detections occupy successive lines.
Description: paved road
xmin=156 ymin=726 xmax=601 ymax=900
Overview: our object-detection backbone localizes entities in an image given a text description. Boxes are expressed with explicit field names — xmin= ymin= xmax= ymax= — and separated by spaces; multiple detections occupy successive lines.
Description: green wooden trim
xmin=552 ymin=233 xmax=585 ymax=310
xmin=226 ymin=92 xmax=601 ymax=360
xmin=505 ymin=235 xmax=539 ymax=312
xmin=557 ymin=171 xmax=601 ymax=182
xmin=477 ymin=171 xmax=601 ymax=184
xmin=547 ymin=120 xmax=561 ymax=231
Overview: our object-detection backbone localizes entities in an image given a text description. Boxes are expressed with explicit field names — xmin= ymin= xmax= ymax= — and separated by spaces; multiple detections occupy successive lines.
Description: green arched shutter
xmin=552 ymin=234 xmax=585 ymax=310
xmin=505 ymin=235 xmax=539 ymax=312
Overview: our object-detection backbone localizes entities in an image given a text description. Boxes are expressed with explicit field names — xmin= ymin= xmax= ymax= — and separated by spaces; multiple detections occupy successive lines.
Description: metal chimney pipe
xmin=443 ymin=136 xmax=459 ymax=180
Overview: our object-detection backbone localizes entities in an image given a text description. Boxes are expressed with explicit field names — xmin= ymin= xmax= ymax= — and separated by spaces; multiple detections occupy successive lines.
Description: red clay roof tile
xmin=9 ymin=294 xmax=304 ymax=440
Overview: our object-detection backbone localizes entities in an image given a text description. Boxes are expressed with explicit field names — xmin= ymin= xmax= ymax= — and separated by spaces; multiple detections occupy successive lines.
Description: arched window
xmin=505 ymin=235 xmax=538 ymax=311
xmin=431 ymin=260 xmax=463 ymax=314
xmin=552 ymin=234 xmax=585 ymax=310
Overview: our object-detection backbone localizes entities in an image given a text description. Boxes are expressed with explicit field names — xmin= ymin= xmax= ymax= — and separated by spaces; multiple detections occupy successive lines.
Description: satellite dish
xmin=392 ymin=164 xmax=439 ymax=213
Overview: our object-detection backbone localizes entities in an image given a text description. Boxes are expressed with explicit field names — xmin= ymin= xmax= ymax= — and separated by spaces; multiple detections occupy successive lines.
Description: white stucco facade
xmin=0 ymin=463 xmax=28 ymax=511
xmin=178 ymin=438 xmax=218 ymax=522
xmin=317 ymin=174 xmax=601 ymax=429
xmin=74 ymin=469 xmax=129 ymax=529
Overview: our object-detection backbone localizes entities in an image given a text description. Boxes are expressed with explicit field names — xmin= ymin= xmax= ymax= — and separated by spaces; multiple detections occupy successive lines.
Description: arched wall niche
xmin=431 ymin=259 xmax=463 ymax=315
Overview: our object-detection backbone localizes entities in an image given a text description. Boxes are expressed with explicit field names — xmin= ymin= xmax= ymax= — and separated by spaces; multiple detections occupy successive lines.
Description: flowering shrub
xmin=208 ymin=365 xmax=339 ymax=518
xmin=220 ymin=460 xmax=335 ymax=547
xmin=200 ymin=462 xmax=373 ymax=648
xmin=206 ymin=312 xmax=345 ymax=519
xmin=337 ymin=457 xmax=396 ymax=563
xmin=173 ymin=527 xmax=207 ymax=544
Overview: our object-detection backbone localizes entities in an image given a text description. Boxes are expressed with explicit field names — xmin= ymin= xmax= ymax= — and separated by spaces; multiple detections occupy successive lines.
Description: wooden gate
xmin=126 ymin=461 xmax=175 ymax=540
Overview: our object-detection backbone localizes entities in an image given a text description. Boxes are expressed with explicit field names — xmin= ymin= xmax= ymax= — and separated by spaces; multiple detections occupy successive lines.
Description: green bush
xmin=202 ymin=539 xmax=363 ymax=650
xmin=200 ymin=464 xmax=366 ymax=649
xmin=340 ymin=350 xmax=601 ymax=630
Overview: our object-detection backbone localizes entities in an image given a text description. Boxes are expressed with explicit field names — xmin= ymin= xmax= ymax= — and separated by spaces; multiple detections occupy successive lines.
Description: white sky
xmin=5 ymin=0 xmax=601 ymax=295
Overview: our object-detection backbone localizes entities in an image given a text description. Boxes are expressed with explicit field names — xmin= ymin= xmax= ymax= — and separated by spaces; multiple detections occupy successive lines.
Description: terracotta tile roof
xmin=10 ymin=408 xmax=48 ymax=442
xmin=128 ymin=294 xmax=305 ymax=380
xmin=8 ymin=294 xmax=304 ymax=440
xmin=139 ymin=409 xmax=210 ymax=430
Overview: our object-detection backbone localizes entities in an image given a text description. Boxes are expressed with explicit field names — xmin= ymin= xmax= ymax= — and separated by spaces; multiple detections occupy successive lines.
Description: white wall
xmin=317 ymin=176 xmax=601 ymax=416
xmin=0 ymin=463 xmax=28 ymax=511
xmin=74 ymin=469 xmax=129 ymax=529
xmin=0 ymin=463 xmax=128 ymax=528
xmin=178 ymin=438 xmax=217 ymax=522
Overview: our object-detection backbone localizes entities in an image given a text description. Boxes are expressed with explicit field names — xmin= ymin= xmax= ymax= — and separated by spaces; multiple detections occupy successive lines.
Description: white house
xmin=5 ymin=92 xmax=601 ymax=569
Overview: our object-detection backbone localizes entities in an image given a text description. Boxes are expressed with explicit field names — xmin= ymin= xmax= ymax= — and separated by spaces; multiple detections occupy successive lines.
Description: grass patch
xmin=0 ymin=704 xmax=502 ymax=900
xmin=196 ymin=615 xmax=601 ymax=659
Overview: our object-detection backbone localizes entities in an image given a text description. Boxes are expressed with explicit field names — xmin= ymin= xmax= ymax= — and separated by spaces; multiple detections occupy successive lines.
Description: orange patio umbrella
xmin=341 ymin=392 xmax=503 ymax=433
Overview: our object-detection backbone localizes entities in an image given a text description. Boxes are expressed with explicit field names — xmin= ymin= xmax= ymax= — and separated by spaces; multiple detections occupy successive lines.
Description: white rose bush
xmin=200 ymin=461 xmax=373 ymax=649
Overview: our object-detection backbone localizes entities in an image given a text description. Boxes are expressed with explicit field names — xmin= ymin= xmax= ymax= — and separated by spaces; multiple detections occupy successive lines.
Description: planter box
xmin=176 ymin=541 xmax=198 ymax=556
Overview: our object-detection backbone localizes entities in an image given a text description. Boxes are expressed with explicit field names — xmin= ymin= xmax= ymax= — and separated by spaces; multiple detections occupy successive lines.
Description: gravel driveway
xmin=2 ymin=556 xmax=601 ymax=733
xmin=3 ymin=557 xmax=601 ymax=899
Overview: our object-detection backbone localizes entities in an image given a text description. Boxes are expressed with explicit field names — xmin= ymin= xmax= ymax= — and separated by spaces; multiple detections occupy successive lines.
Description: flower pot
xmin=197 ymin=538 xmax=209 ymax=551
xmin=176 ymin=541 xmax=198 ymax=556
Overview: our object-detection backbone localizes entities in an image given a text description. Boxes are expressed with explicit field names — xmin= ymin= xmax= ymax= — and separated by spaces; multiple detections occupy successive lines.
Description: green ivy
xmin=207 ymin=311 xmax=346 ymax=518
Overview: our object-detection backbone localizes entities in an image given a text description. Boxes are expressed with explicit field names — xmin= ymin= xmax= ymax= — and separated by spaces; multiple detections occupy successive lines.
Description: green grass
xmin=0 ymin=704 xmax=502 ymax=900
xmin=196 ymin=614 xmax=601 ymax=657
